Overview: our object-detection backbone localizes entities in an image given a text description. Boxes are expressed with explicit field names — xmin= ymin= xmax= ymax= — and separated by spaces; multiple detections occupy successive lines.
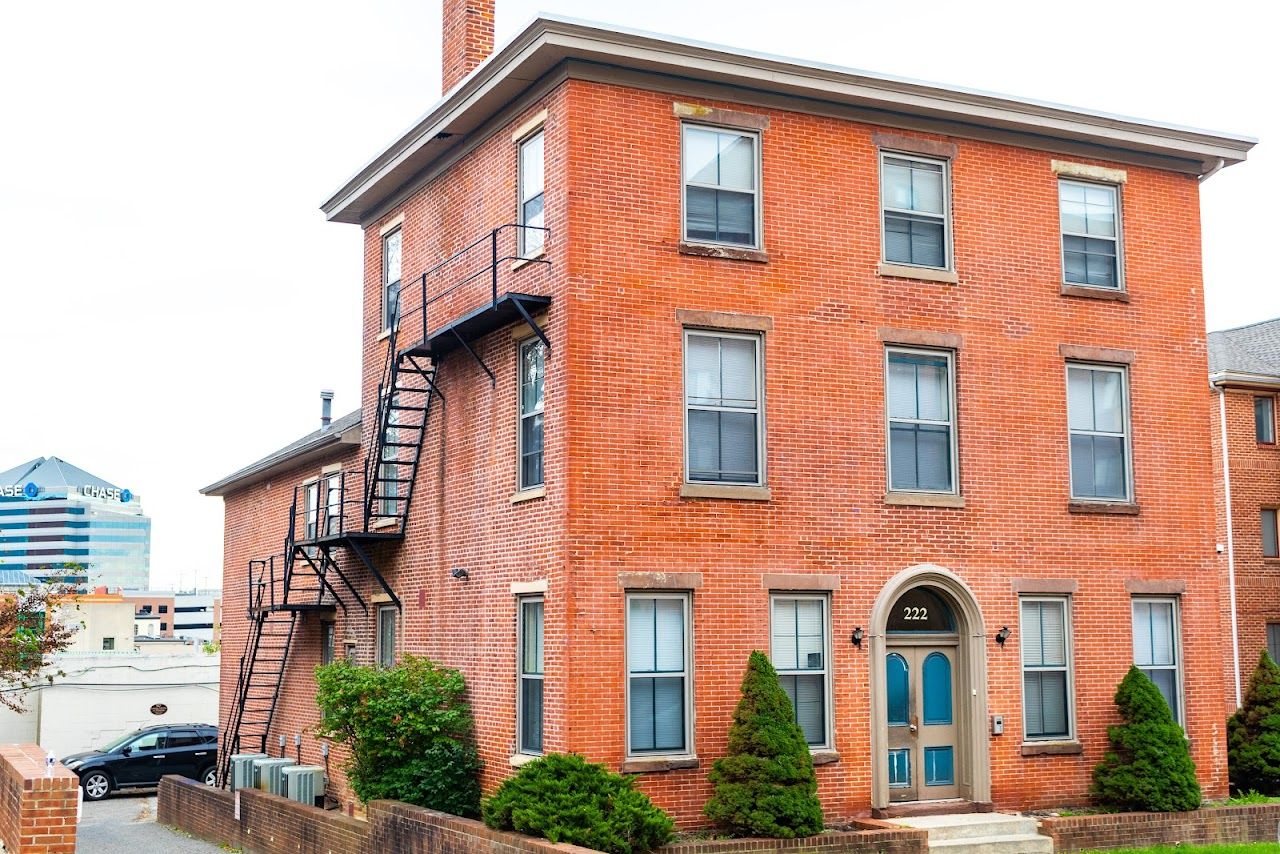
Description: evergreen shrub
xmin=1229 ymin=651 xmax=1280 ymax=795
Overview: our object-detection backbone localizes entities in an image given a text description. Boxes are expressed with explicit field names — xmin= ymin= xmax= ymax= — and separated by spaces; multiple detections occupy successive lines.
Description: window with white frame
xmin=1257 ymin=396 xmax=1276 ymax=444
xmin=1059 ymin=181 xmax=1121 ymax=289
xmin=1021 ymin=597 xmax=1072 ymax=740
xmin=886 ymin=348 xmax=956 ymax=493
xmin=378 ymin=391 xmax=400 ymax=519
xmin=518 ymin=597 xmax=544 ymax=754
xmin=1132 ymin=598 xmax=1182 ymax=723
xmin=519 ymin=338 xmax=545 ymax=490
xmin=626 ymin=592 xmax=691 ymax=755
xmin=518 ymin=131 xmax=545 ymax=257
xmin=682 ymin=125 xmax=759 ymax=248
xmin=881 ymin=152 xmax=949 ymax=269
xmin=382 ymin=228 xmax=402 ymax=330
xmin=376 ymin=604 xmax=396 ymax=668
xmin=304 ymin=481 xmax=319 ymax=540
xmin=770 ymin=595 xmax=830 ymax=747
xmin=1066 ymin=364 xmax=1131 ymax=501
xmin=324 ymin=473 xmax=342 ymax=536
xmin=1263 ymin=509 xmax=1279 ymax=559
xmin=684 ymin=329 xmax=763 ymax=485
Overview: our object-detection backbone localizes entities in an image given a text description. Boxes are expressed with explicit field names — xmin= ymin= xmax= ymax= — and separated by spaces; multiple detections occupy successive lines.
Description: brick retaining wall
xmin=158 ymin=776 xmax=926 ymax=854
xmin=1039 ymin=804 xmax=1280 ymax=852
xmin=0 ymin=743 xmax=80 ymax=854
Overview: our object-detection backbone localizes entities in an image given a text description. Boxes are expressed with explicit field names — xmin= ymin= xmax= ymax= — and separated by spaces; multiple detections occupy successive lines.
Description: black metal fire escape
xmin=220 ymin=224 xmax=550 ymax=785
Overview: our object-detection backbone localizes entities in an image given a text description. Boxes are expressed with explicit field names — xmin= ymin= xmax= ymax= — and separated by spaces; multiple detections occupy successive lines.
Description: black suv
xmin=61 ymin=724 xmax=218 ymax=800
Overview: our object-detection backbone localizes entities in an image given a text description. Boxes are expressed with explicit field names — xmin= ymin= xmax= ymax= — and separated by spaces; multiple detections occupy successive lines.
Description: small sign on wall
xmin=150 ymin=703 xmax=168 ymax=716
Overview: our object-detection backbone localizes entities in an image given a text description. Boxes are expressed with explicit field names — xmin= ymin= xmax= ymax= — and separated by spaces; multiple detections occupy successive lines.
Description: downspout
xmin=1218 ymin=384 xmax=1243 ymax=708
xmin=1200 ymin=157 xmax=1227 ymax=183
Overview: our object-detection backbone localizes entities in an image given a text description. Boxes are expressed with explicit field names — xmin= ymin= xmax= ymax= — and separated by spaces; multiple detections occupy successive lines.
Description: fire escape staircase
xmin=220 ymin=224 xmax=550 ymax=785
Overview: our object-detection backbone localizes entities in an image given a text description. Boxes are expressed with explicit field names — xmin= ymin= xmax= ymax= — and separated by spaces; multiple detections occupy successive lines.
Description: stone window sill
xmin=510 ymin=486 xmax=546 ymax=504
xmin=678 ymin=241 xmax=769 ymax=263
xmin=884 ymin=492 xmax=965 ymax=508
xmin=509 ymin=753 xmax=541 ymax=768
xmin=370 ymin=517 xmax=399 ymax=529
xmin=376 ymin=328 xmax=392 ymax=342
xmin=811 ymin=749 xmax=840 ymax=766
xmin=1021 ymin=740 xmax=1084 ymax=757
xmin=1061 ymin=283 xmax=1130 ymax=302
xmin=621 ymin=757 xmax=699 ymax=774
xmin=1068 ymin=501 xmax=1140 ymax=516
xmin=680 ymin=483 xmax=772 ymax=501
xmin=877 ymin=263 xmax=959 ymax=285
xmin=511 ymin=249 xmax=547 ymax=272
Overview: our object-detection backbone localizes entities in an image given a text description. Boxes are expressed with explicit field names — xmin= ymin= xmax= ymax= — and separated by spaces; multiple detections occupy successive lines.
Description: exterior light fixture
xmin=451 ymin=566 xmax=469 ymax=580
xmin=851 ymin=627 xmax=864 ymax=648
xmin=995 ymin=626 xmax=1011 ymax=647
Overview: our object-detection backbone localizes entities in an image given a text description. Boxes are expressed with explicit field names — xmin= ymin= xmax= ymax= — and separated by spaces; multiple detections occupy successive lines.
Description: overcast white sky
xmin=1 ymin=1 xmax=1274 ymax=592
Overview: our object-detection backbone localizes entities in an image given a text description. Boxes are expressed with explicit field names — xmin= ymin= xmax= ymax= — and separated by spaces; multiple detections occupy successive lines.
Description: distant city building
xmin=0 ymin=456 xmax=150 ymax=590
xmin=123 ymin=589 xmax=222 ymax=644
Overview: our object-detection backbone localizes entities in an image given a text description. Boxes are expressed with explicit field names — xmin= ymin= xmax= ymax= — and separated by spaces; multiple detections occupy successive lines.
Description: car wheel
xmin=200 ymin=766 xmax=217 ymax=787
xmin=82 ymin=771 xmax=112 ymax=801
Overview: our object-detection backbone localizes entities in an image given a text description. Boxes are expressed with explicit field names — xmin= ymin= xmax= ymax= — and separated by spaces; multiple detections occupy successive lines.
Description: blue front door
xmin=886 ymin=645 xmax=959 ymax=802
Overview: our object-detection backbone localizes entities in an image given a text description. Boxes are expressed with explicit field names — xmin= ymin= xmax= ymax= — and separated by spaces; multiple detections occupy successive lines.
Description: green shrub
xmin=1228 ymin=651 xmax=1280 ymax=795
xmin=481 ymin=753 xmax=674 ymax=854
xmin=315 ymin=654 xmax=481 ymax=816
xmin=1091 ymin=665 xmax=1201 ymax=812
xmin=703 ymin=651 xmax=824 ymax=838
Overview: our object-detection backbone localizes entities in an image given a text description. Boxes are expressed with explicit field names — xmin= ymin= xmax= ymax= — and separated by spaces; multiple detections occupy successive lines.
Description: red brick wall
xmin=0 ymin=743 xmax=79 ymax=854
xmin=218 ymin=69 xmax=1225 ymax=826
xmin=1040 ymin=804 xmax=1280 ymax=852
xmin=1216 ymin=387 xmax=1280 ymax=713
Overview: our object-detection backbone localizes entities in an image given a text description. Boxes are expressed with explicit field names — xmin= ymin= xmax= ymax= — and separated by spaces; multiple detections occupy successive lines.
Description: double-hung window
xmin=517 ymin=597 xmax=544 ymax=754
xmin=1059 ymin=181 xmax=1121 ymax=289
xmin=518 ymin=131 xmax=545 ymax=257
xmin=1257 ymin=396 xmax=1276 ymax=444
xmin=626 ymin=592 xmax=691 ymax=756
xmin=1021 ymin=597 xmax=1072 ymax=740
xmin=770 ymin=595 xmax=830 ymax=748
xmin=881 ymin=153 xmax=949 ymax=269
xmin=682 ymin=125 xmax=759 ymax=248
xmin=303 ymin=481 xmax=319 ymax=540
xmin=382 ymin=228 xmax=402 ymax=331
xmin=320 ymin=622 xmax=335 ymax=666
xmin=1268 ymin=624 xmax=1280 ymax=664
xmin=324 ymin=473 xmax=342 ymax=536
xmin=376 ymin=604 xmax=396 ymax=668
xmin=684 ymin=330 xmax=763 ymax=485
xmin=1132 ymin=598 xmax=1181 ymax=723
xmin=1066 ymin=364 xmax=1131 ymax=502
xmin=886 ymin=348 xmax=956 ymax=493
xmin=1263 ymin=509 xmax=1279 ymax=559
xmin=519 ymin=339 xmax=546 ymax=490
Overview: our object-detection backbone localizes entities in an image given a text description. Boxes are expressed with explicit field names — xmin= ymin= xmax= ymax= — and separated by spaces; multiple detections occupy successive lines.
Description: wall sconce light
xmin=451 ymin=567 xmax=469 ymax=580
xmin=851 ymin=627 xmax=864 ymax=648
xmin=995 ymin=626 xmax=1011 ymax=647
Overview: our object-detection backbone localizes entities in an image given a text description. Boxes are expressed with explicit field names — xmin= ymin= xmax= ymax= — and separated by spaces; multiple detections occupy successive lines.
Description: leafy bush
xmin=1229 ymin=651 xmax=1280 ymax=795
xmin=703 ymin=651 xmax=824 ymax=838
xmin=1091 ymin=665 xmax=1201 ymax=812
xmin=482 ymin=753 xmax=674 ymax=854
xmin=315 ymin=654 xmax=481 ymax=816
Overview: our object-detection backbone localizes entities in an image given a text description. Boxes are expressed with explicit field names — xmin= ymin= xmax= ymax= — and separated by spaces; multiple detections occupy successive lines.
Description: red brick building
xmin=1211 ymin=319 xmax=1280 ymax=714
xmin=204 ymin=4 xmax=1254 ymax=822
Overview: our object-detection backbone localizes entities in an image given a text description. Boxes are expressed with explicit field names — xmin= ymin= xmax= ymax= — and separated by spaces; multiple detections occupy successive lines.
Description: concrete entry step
xmin=886 ymin=813 xmax=1052 ymax=854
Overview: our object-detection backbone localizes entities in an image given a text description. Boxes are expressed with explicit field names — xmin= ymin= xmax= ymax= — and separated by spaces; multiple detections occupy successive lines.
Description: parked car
xmin=61 ymin=723 xmax=218 ymax=800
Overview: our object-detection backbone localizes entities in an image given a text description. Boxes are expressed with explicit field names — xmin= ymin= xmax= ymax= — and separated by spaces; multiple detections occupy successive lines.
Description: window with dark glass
xmin=1060 ymin=181 xmax=1121 ymax=289
xmin=770 ymin=595 xmax=829 ymax=747
xmin=886 ymin=348 xmax=956 ymax=493
xmin=1263 ymin=509 xmax=1279 ymax=559
xmin=1257 ymin=396 xmax=1276 ymax=444
xmin=518 ymin=597 xmax=544 ymax=754
xmin=881 ymin=153 xmax=949 ymax=269
xmin=321 ymin=621 xmax=335 ymax=666
xmin=102 ymin=637 xmax=115 ymax=651
xmin=682 ymin=125 xmax=758 ymax=247
xmin=684 ymin=330 xmax=763 ymax=485
xmin=1021 ymin=597 xmax=1071 ymax=739
xmin=519 ymin=131 xmax=545 ymax=257
xmin=376 ymin=605 xmax=396 ymax=668
xmin=1067 ymin=364 xmax=1131 ymax=501
xmin=626 ymin=593 xmax=690 ymax=755
xmin=1132 ymin=598 xmax=1181 ymax=723
xmin=382 ymin=228 xmax=402 ymax=330
xmin=519 ymin=339 xmax=545 ymax=490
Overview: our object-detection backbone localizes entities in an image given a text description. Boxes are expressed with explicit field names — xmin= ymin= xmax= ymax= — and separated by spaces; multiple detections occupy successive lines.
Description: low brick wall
xmin=158 ymin=776 xmax=926 ymax=854
xmin=1039 ymin=804 xmax=1280 ymax=852
xmin=0 ymin=743 xmax=80 ymax=854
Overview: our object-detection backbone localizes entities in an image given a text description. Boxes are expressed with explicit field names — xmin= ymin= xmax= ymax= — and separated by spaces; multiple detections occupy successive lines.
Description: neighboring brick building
xmin=1211 ymin=319 xmax=1280 ymax=713
xmin=203 ymin=4 xmax=1254 ymax=822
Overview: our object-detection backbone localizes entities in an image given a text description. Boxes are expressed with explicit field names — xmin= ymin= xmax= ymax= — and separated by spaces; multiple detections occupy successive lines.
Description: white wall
xmin=0 ymin=652 xmax=219 ymax=757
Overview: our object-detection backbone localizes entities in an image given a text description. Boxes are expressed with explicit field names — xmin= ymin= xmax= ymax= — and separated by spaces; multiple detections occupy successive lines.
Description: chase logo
xmin=23 ymin=482 xmax=37 ymax=499
xmin=0 ymin=482 xmax=39 ymax=499
xmin=121 ymin=489 xmax=133 ymax=503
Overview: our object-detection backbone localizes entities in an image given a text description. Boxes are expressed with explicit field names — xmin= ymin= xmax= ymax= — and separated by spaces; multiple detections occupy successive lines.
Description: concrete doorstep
xmin=886 ymin=813 xmax=1053 ymax=854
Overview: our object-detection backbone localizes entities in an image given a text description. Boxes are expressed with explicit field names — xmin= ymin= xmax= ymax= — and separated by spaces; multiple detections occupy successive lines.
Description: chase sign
xmin=82 ymin=485 xmax=132 ymax=502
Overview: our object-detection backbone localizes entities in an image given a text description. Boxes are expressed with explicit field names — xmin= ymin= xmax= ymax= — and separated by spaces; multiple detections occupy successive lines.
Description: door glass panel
xmin=888 ymin=748 xmax=911 ymax=788
xmin=886 ymin=588 xmax=955 ymax=633
xmin=924 ymin=746 xmax=955 ymax=786
xmin=886 ymin=653 xmax=909 ymax=727
xmin=922 ymin=652 xmax=953 ymax=725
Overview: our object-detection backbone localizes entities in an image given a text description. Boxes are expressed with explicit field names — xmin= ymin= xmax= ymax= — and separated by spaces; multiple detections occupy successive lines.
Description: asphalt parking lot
xmin=75 ymin=789 xmax=226 ymax=853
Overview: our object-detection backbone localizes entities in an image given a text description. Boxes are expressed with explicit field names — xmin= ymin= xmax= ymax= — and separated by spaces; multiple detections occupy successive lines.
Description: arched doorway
xmin=869 ymin=565 xmax=990 ymax=812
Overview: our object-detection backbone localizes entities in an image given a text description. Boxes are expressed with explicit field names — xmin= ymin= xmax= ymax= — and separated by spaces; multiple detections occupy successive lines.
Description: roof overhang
xmin=1210 ymin=370 xmax=1280 ymax=391
xmin=200 ymin=418 xmax=362 ymax=497
xmin=322 ymin=15 xmax=1256 ymax=225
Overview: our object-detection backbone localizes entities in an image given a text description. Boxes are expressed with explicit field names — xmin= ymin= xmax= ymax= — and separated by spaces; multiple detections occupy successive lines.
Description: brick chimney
xmin=441 ymin=0 xmax=495 ymax=94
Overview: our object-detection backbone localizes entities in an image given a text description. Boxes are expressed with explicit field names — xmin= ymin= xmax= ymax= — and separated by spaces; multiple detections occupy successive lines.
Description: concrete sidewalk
xmin=76 ymin=791 xmax=227 ymax=853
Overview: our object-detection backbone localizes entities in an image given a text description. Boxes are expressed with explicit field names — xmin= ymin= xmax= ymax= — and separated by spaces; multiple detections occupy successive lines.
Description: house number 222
xmin=903 ymin=606 xmax=928 ymax=621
